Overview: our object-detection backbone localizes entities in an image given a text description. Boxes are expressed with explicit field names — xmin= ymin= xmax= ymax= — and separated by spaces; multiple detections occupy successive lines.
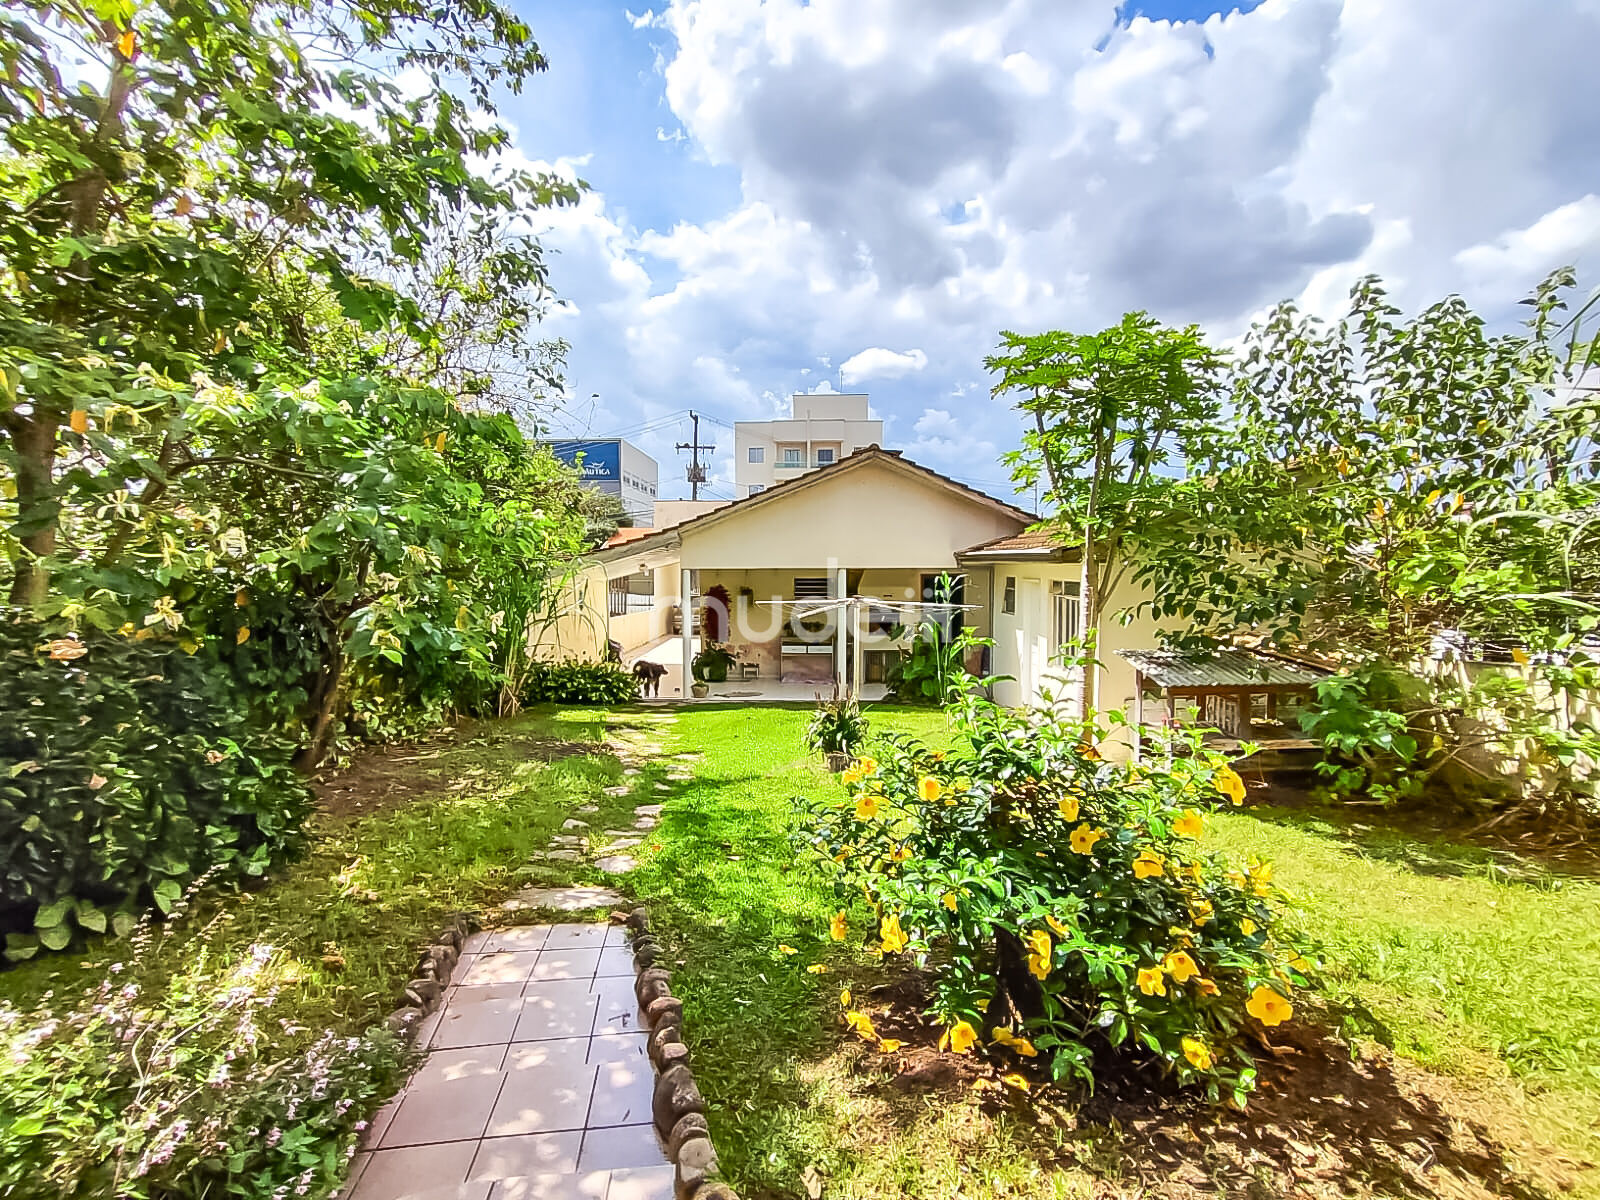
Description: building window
xmin=609 ymin=572 xmax=655 ymax=618
xmin=1050 ymin=579 xmax=1081 ymax=651
xmin=781 ymin=447 xmax=804 ymax=466
xmin=816 ymin=447 xmax=835 ymax=464
xmin=792 ymin=576 xmax=829 ymax=599
xmin=748 ymin=446 xmax=764 ymax=463
xmin=1002 ymin=576 xmax=1016 ymax=614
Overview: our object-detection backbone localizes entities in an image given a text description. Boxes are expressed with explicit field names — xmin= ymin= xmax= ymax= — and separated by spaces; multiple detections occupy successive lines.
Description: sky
xmin=485 ymin=0 xmax=1600 ymax=504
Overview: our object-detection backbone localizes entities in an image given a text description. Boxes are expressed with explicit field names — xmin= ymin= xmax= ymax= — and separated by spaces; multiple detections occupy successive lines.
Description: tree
xmin=988 ymin=313 xmax=1225 ymax=716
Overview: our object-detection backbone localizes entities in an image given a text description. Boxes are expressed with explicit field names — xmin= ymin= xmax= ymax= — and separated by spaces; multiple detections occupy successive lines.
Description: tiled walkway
xmin=347 ymin=922 xmax=667 ymax=1200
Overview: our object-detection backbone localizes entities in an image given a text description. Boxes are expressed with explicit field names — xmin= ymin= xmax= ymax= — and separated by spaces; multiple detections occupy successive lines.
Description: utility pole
xmin=675 ymin=410 xmax=714 ymax=501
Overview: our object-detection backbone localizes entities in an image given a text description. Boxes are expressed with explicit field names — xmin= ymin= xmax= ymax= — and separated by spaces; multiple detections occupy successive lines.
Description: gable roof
xmin=956 ymin=529 xmax=1076 ymax=561
xmin=593 ymin=446 xmax=1034 ymax=565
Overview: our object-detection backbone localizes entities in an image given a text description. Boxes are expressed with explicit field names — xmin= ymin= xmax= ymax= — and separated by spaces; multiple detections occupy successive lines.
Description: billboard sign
xmin=549 ymin=440 xmax=620 ymax=482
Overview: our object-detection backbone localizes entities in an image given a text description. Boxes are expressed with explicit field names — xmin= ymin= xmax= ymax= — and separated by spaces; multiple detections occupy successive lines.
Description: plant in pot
xmin=805 ymin=685 xmax=870 ymax=771
xmin=691 ymin=642 xmax=738 ymax=697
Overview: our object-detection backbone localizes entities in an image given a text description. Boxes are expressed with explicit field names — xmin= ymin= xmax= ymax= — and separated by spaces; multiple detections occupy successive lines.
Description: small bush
xmin=0 ymin=891 xmax=405 ymax=1199
xmin=521 ymin=659 xmax=638 ymax=705
xmin=804 ymin=687 xmax=870 ymax=758
xmin=799 ymin=692 xmax=1313 ymax=1106
xmin=0 ymin=614 xmax=312 ymax=958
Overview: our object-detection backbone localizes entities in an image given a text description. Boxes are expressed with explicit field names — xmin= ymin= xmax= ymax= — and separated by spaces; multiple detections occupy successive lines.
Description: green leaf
xmin=34 ymin=897 xmax=72 ymax=928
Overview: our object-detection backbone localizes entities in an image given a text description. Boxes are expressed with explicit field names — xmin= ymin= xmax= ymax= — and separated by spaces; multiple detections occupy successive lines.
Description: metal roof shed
xmin=1118 ymin=648 xmax=1330 ymax=746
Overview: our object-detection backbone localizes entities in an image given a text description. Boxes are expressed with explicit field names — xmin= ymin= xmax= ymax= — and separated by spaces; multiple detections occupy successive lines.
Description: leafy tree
xmin=988 ymin=314 xmax=1225 ymax=715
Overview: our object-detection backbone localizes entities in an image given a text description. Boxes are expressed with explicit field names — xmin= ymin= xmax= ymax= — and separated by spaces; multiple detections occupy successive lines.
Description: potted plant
xmin=805 ymin=686 xmax=870 ymax=772
xmin=691 ymin=643 xmax=738 ymax=696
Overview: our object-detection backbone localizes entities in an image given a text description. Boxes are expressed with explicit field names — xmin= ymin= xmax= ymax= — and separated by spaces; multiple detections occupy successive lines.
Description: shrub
xmin=804 ymin=688 xmax=870 ymax=759
xmin=521 ymin=659 xmax=639 ymax=705
xmin=0 ymin=892 xmax=406 ymax=1199
xmin=0 ymin=614 xmax=312 ymax=959
xmin=798 ymin=692 xmax=1314 ymax=1106
xmin=691 ymin=643 xmax=737 ymax=684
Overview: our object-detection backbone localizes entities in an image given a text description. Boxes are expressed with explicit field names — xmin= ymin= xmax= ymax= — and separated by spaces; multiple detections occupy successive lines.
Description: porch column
xmin=851 ymin=599 xmax=865 ymax=700
xmin=833 ymin=566 xmax=847 ymax=691
xmin=680 ymin=567 xmax=693 ymax=695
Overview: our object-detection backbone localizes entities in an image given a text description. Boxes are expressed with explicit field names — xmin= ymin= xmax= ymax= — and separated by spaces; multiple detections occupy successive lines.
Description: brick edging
xmin=381 ymin=910 xmax=480 ymax=1041
xmin=625 ymin=906 xmax=740 ymax=1200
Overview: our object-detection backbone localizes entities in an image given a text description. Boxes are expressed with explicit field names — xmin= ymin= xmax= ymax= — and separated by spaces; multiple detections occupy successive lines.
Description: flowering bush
xmin=800 ymin=692 xmax=1314 ymax=1106
xmin=0 ymin=888 xmax=406 ymax=1198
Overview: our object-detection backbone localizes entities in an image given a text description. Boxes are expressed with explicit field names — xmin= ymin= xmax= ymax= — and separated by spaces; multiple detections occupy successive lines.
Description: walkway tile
xmin=459 ymin=951 xmax=543 ymax=986
xmin=514 ymin=981 xmax=599 ymax=1042
xmin=492 ymin=1173 xmax=609 ymax=1200
xmin=590 ymin=977 xmax=644 ymax=1036
xmin=469 ymin=1132 xmax=582 ymax=1178
xmin=486 ymin=1063 xmax=597 ymax=1136
xmin=481 ymin=927 xmax=550 ymax=953
xmin=530 ymin=948 xmax=602 ymax=981
xmin=503 ymin=1038 xmax=591 ymax=1073
xmin=434 ymin=996 xmax=525 ymax=1049
xmin=586 ymin=1033 xmax=647 ymax=1065
xmin=577 ymin=1126 xmax=669 ymax=1173
xmin=544 ymin=925 xmax=609 ymax=949
xmin=586 ymin=1058 xmax=655 ymax=1129
xmin=604 ymin=1166 xmax=675 ymax=1200
xmin=411 ymin=1046 xmax=508 ymax=1089
xmin=349 ymin=1142 xmax=477 ymax=1199
xmin=381 ymin=1074 xmax=502 ymax=1147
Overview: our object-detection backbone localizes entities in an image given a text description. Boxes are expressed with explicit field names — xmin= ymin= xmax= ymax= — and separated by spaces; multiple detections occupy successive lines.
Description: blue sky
xmin=483 ymin=0 xmax=1600 ymax=503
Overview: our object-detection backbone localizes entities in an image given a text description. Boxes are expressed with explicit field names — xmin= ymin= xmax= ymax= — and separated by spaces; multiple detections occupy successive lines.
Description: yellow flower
xmin=1026 ymin=929 xmax=1052 ymax=981
xmin=1181 ymin=1036 xmax=1214 ymax=1070
xmin=806 ymin=964 xmax=830 ymax=974
xmin=1045 ymin=914 xmax=1070 ymax=937
xmin=845 ymin=1010 xmax=878 ymax=1042
xmin=1069 ymin=823 xmax=1106 ymax=855
xmin=942 ymin=1020 xmax=979 ymax=1054
xmin=877 ymin=1038 xmax=903 ymax=1053
xmin=1182 ymin=861 xmax=1204 ymax=885
xmin=1246 ymin=985 xmax=1294 ymax=1027
xmin=1173 ymin=809 xmax=1206 ymax=838
xmin=778 ymin=944 xmax=797 ymax=956
xmin=1190 ymin=898 xmax=1214 ymax=926
xmin=1001 ymin=1072 xmax=1031 ymax=1092
xmin=855 ymin=792 xmax=882 ymax=820
xmin=1136 ymin=966 xmax=1167 ymax=996
xmin=1132 ymin=849 xmax=1165 ymax=879
xmin=1287 ymin=953 xmax=1313 ymax=972
xmin=1163 ymin=950 xmax=1200 ymax=983
xmin=235 ymin=626 xmax=251 ymax=645
xmin=1214 ymin=765 xmax=1246 ymax=806
xmin=857 ymin=756 xmax=878 ymax=776
xmin=1057 ymin=794 xmax=1081 ymax=823
xmin=942 ymin=892 xmax=959 ymax=911
xmin=879 ymin=912 xmax=909 ymax=955
xmin=918 ymin=776 xmax=944 ymax=803
xmin=840 ymin=988 xmax=852 ymax=1008
xmin=1240 ymin=917 xmax=1257 ymax=936
xmin=992 ymin=1028 xmax=1038 ymax=1057
xmin=1195 ymin=977 xmax=1220 ymax=996
xmin=830 ymin=911 xmax=848 ymax=941
xmin=1249 ymin=858 xmax=1274 ymax=895
xmin=841 ymin=765 xmax=863 ymax=784
xmin=890 ymin=844 xmax=912 ymax=863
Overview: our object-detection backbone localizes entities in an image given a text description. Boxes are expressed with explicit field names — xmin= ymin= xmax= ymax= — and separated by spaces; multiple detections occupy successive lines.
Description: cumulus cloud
xmin=841 ymin=347 xmax=929 ymax=382
xmin=520 ymin=0 xmax=1600 ymax=497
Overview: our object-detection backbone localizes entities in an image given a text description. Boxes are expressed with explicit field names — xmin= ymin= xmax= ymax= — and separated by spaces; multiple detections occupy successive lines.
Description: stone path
xmin=347 ymin=922 xmax=666 ymax=1200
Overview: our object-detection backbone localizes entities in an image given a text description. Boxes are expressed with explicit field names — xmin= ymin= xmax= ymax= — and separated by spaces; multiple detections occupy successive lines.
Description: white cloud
xmin=840 ymin=347 xmax=928 ymax=382
xmin=517 ymin=0 xmax=1600 ymax=497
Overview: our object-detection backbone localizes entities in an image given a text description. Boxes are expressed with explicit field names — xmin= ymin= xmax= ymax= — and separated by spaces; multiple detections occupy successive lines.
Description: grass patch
xmin=633 ymin=703 xmax=1600 ymax=1200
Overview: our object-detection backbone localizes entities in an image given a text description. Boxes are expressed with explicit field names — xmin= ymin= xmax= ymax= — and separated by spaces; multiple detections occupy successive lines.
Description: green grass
xmin=633 ymin=703 xmax=1600 ymax=1199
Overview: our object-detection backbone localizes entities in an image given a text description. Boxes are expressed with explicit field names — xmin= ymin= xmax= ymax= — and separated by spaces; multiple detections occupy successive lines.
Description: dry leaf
xmin=68 ymin=409 xmax=88 ymax=434
xmin=116 ymin=29 xmax=136 ymax=58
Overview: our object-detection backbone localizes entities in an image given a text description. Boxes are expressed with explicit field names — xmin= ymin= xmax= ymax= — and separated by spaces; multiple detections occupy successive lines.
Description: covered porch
xmin=627 ymin=635 xmax=890 ymax=703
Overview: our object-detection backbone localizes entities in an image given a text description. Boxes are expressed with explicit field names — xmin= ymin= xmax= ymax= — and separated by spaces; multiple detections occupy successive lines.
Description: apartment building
xmin=733 ymin=393 xmax=884 ymax=498
xmin=547 ymin=438 xmax=658 ymax=525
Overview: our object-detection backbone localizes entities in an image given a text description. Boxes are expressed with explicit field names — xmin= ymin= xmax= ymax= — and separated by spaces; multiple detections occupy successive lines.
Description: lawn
xmin=632 ymin=703 xmax=1600 ymax=1200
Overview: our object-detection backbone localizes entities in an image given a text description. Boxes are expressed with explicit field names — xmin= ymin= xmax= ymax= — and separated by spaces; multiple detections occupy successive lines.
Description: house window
xmin=792 ymin=576 xmax=829 ymax=599
xmin=1050 ymin=579 xmax=1081 ymax=651
xmin=1002 ymin=576 xmax=1016 ymax=615
xmin=748 ymin=446 xmax=764 ymax=463
xmin=781 ymin=447 xmax=804 ymax=466
xmin=816 ymin=447 xmax=835 ymax=464
xmin=609 ymin=572 xmax=654 ymax=617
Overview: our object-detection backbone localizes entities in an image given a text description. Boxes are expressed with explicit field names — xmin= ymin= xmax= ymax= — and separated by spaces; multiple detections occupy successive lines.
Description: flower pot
xmin=690 ymin=681 xmax=710 ymax=698
xmin=824 ymin=751 xmax=851 ymax=773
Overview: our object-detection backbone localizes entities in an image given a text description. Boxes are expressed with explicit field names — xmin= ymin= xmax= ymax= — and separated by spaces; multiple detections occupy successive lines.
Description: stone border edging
xmin=382 ymin=910 xmax=479 ymax=1042
xmin=626 ymin=906 xmax=741 ymax=1200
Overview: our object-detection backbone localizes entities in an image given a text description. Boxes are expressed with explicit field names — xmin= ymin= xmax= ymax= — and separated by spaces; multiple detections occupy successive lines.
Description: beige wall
xmin=653 ymin=500 xmax=728 ymax=530
xmin=529 ymin=563 xmax=610 ymax=663
xmin=978 ymin=560 xmax=1175 ymax=757
xmin=683 ymin=458 xmax=1026 ymax=570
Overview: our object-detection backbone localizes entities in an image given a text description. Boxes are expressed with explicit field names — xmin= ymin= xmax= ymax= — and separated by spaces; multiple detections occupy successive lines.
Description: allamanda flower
xmin=1214 ymin=765 xmax=1247 ymax=806
xmin=879 ymin=913 xmax=909 ymax=955
xmin=1136 ymin=966 xmax=1166 ymax=997
xmin=1057 ymin=794 xmax=1081 ymax=823
xmin=1246 ymin=984 xmax=1294 ymax=1027
xmin=1069 ymin=823 xmax=1106 ymax=855
xmin=857 ymin=755 xmax=879 ymax=775
xmin=992 ymin=1027 xmax=1039 ymax=1057
xmin=855 ymin=792 xmax=883 ymax=820
xmin=1026 ymin=929 xmax=1052 ymax=980
xmin=1045 ymin=913 xmax=1070 ymax=937
xmin=918 ymin=776 xmax=944 ymax=803
xmin=1132 ymin=849 xmax=1165 ymax=879
xmin=1181 ymin=1035 xmax=1214 ymax=1070
xmin=830 ymin=911 xmax=848 ymax=941
xmin=845 ymin=1010 xmax=877 ymax=1042
xmin=1162 ymin=950 xmax=1200 ymax=983
xmin=941 ymin=1020 xmax=979 ymax=1054
xmin=1173 ymin=809 xmax=1206 ymax=838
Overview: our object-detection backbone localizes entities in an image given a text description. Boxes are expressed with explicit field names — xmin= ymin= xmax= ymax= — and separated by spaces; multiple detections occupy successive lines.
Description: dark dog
xmin=632 ymin=660 xmax=667 ymax=697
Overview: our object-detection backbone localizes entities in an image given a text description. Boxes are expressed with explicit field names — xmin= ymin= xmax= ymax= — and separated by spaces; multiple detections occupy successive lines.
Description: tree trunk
xmin=294 ymin=640 xmax=344 ymax=772
xmin=992 ymin=927 xmax=1045 ymax=1029
xmin=7 ymin=412 xmax=59 ymax=606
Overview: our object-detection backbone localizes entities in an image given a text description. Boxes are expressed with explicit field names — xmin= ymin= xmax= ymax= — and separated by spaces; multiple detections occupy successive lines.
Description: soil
xmin=847 ymin=974 xmax=1591 ymax=1200
xmin=310 ymin=723 xmax=602 ymax=822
